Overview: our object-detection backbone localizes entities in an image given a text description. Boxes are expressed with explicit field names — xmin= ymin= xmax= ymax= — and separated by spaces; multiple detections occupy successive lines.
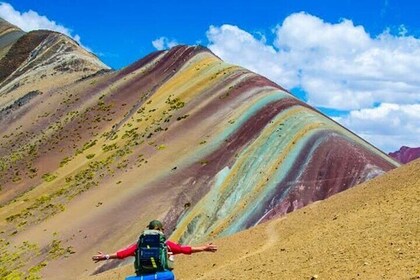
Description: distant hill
xmin=389 ymin=146 xmax=420 ymax=164
xmin=0 ymin=17 xmax=401 ymax=279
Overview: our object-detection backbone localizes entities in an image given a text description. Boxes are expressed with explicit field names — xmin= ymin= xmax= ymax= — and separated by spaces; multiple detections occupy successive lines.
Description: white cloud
xmin=206 ymin=12 xmax=420 ymax=151
xmin=152 ymin=37 xmax=179 ymax=51
xmin=207 ymin=24 xmax=298 ymax=89
xmin=0 ymin=2 xmax=84 ymax=47
xmin=335 ymin=103 xmax=420 ymax=152
xmin=206 ymin=12 xmax=420 ymax=110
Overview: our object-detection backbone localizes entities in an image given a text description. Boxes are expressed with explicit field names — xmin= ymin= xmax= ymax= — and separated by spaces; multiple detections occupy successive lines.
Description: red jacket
xmin=116 ymin=240 xmax=192 ymax=259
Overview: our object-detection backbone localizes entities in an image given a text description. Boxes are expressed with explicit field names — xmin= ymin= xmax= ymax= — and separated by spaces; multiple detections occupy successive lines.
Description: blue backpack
xmin=134 ymin=229 xmax=169 ymax=276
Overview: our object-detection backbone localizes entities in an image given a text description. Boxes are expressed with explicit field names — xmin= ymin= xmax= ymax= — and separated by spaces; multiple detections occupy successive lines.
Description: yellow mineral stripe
xmin=151 ymin=55 xmax=240 ymax=105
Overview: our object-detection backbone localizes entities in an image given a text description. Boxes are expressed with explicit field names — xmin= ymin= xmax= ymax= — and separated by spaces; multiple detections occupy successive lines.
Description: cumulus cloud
xmin=207 ymin=24 xmax=298 ymax=90
xmin=334 ymin=103 xmax=420 ymax=152
xmin=152 ymin=37 xmax=179 ymax=50
xmin=206 ymin=12 xmax=420 ymax=151
xmin=206 ymin=12 xmax=420 ymax=110
xmin=0 ymin=2 xmax=84 ymax=46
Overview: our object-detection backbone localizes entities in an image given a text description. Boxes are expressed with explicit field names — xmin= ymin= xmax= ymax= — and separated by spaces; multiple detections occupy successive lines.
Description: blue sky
xmin=3 ymin=0 xmax=419 ymax=69
xmin=0 ymin=0 xmax=419 ymax=152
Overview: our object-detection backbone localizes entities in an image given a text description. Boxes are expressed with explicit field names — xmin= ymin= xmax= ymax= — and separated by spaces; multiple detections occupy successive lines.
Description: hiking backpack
xmin=135 ymin=229 xmax=169 ymax=275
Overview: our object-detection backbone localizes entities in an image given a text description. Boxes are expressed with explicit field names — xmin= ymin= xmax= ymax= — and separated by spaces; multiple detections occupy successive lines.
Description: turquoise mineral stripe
xmin=216 ymin=90 xmax=291 ymax=141
xmin=214 ymin=165 xmax=231 ymax=189
xmin=174 ymin=166 xmax=233 ymax=244
xmin=211 ymin=107 xmax=328 ymax=235
xmin=191 ymin=107 xmax=321 ymax=236
xmin=195 ymin=109 xmax=320 ymax=235
xmin=216 ymin=112 xmax=329 ymax=235
xmin=230 ymin=128 xmax=331 ymax=232
xmin=225 ymin=109 xmax=371 ymax=227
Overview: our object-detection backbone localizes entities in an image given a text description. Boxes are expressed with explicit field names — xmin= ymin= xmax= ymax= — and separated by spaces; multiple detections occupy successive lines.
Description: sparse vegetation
xmin=75 ymin=139 xmax=97 ymax=155
xmin=102 ymin=143 xmax=118 ymax=152
xmin=41 ymin=173 xmax=57 ymax=182
xmin=59 ymin=157 xmax=72 ymax=167
xmin=86 ymin=154 xmax=95 ymax=159
xmin=0 ymin=238 xmax=42 ymax=279
xmin=0 ymin=232 xmax=75 ymax=279
xmin=165 ymin=95 xmax=185 ymax=110
xmin=177 ymin=114 xmax=189 ymax=121
xmin=47 ymin=239 xmax=75 ymax=259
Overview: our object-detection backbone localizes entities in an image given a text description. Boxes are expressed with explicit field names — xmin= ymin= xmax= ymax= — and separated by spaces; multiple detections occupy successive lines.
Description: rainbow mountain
xmin=0 ymin=18 xmax=399 ymax=279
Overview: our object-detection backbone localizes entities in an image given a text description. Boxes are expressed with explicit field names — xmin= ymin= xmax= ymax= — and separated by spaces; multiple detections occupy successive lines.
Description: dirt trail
xmin=193 ymin=216 xmax=284 ymax=280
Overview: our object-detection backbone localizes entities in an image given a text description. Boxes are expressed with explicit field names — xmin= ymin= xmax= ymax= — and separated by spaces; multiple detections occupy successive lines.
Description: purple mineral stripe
xmin=256 ymin=132 xmax=397 ymax=224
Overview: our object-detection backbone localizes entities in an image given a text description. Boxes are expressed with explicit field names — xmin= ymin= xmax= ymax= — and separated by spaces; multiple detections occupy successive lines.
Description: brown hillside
xmin=86 ymin=159 xmax=420 ymax=280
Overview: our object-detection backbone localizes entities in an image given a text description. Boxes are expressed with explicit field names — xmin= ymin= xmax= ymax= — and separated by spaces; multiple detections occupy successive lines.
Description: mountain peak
xmin=0 ymin=25 xmax=109 ymax=96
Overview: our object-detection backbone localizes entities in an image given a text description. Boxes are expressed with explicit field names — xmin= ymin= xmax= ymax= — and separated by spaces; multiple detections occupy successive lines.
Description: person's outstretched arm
xmin=167 ymin=240 xmax=217 ymax=255
xmin=92 ymin=251 xmax=118 ymax=262
xmin=92 ymin=243 xmax=137 ymax=262
xmin=191 ymin=243 xmax=218 ymax=253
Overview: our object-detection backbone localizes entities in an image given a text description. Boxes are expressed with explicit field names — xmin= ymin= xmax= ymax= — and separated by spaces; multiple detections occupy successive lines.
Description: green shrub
xmin=41 ymin=173 xmax=57 ymax=182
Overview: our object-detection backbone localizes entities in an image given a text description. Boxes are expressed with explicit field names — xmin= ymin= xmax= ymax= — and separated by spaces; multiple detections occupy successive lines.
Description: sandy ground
xmin=83 ymin=159 xmax=419 ymax=280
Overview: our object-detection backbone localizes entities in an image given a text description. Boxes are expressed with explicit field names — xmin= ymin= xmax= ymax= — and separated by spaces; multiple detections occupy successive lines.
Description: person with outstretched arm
xmin=92 ymin=220 xmax=217 ymax=280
